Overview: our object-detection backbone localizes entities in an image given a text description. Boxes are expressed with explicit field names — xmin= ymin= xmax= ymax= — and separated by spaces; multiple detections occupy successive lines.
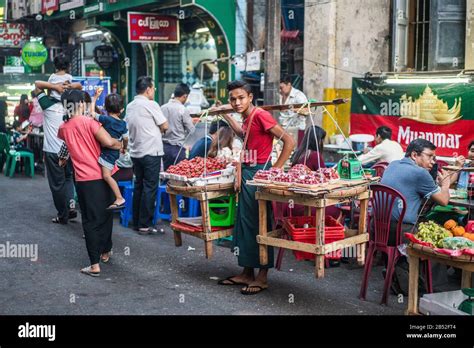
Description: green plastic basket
xmin=208 ymin=194 xmax=237 ymax=227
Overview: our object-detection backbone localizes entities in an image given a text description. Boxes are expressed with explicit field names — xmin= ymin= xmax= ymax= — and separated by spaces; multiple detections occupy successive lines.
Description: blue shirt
xmin=189 ymin=135 xmax=212 ymax=159
xmin=457 ymin=167 xmax=470 ymax=190
xmin=381 ymin=157 xmax=440 ymax=224
xmin=96 ymin=114 xmax=128 ymax=164
xmin=97 ymin=114 xmax=128 ymax=140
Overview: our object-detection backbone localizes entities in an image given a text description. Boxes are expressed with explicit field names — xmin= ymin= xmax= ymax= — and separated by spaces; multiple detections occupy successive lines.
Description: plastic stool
xmin=5 ymin=150 xmax=34 ymax=178
xmin=154 ymin=185 xmax=182 ymax=223
xmin=179 ymin=197 xmax=201 ymax=217
xmin=118 ymin=181 xmax=134 ymax=227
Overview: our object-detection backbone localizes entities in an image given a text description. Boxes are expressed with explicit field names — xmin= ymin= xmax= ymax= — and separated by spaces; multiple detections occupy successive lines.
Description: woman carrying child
xmin=57 ymin=89 xmax=122 ymax=277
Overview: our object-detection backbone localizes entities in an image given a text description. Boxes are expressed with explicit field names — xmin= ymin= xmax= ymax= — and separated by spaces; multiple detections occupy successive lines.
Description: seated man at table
xmin=358 ymin=126 xmax=404 ymax=165
xmin=381 ymin=138 xmax=451 ymax=292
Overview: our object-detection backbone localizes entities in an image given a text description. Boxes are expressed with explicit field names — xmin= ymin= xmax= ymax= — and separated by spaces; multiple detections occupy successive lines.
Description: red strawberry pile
xmin=254 ymin=166 xmax=339 ymax=185
xmin=166 ymin=157 xmax=227 ymax=178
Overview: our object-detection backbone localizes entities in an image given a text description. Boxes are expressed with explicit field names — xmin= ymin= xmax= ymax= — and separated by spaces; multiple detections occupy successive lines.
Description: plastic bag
xmin=441 ymin=237 xmax=474 ymax=250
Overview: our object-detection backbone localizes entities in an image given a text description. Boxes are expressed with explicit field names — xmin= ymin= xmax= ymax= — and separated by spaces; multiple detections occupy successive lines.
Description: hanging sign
xmin=127 ymin=12 xmax=179 ymax=43
xmin=93 ymin=45 xmax=115 ymax=70
xmin=350 ymin=77 xmax=474 ymax=157
xmin=21 ymin=41 xmax=48 ymax=67
xmin=245 ymin=51 xmax=261 ymax=71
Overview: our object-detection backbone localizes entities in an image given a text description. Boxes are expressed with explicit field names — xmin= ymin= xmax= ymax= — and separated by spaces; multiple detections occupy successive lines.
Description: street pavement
xmin=0 ymin=174 xmax=412 ymax=315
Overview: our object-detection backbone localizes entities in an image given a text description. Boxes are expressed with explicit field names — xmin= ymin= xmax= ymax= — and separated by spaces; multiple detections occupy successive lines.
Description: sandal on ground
xmin=80 ymin=266 xmax=100 ymax=277
xmin=106 ymin=202 xmax=126 ymax=211
xmin=217 ymin=276 xmax=248 ymax=286
xmin=138 ymin=227 xmax=158 ymax=235
xmin=51 ymin=217 xmax=67 ymax=224
xmin=240 ymin=285 xmax=268 ymax=295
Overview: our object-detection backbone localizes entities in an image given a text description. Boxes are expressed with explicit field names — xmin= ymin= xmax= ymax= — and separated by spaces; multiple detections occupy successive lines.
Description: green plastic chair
xmin=0 ymin=132 xmax=8 ymax=172
xmin=1 ymin=133 xmax=34 ymax=178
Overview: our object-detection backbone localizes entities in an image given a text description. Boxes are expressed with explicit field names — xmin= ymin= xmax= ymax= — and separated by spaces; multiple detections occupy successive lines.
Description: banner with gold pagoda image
xmin=350 ymin=78 xmax=474 ymax=157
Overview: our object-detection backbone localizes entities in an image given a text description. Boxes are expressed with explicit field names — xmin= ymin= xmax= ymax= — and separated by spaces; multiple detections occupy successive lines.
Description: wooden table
xmin=449 ymin=198 xmax=473 ymax=210
xmin=167 ymin=182 xmax=235 ymax=259
xmin=251 ymin=179 xmax=374 ymax=278
xmin=406 ymin=243 xmax=474 ymax=315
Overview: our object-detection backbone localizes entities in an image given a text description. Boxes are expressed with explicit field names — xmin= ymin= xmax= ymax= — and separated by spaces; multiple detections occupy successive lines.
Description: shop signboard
xmin=3 ymin=66 xmax=25 ymax=73
xmin=59 ymin=0 xmax=84 ymax=12
xmin=21 ymin=41 xmax=48 ymax=67
xmin=30 ymin=0 xmax=42 ymax=14
xmin=41 ymin=0 xmax=59 ymax=14
xmin=127 ymin=12 xmax=179 ymax=44
xmin=73 ymin=77 xmax=111 ymax=108
xmin=0 ymin=23 xmax=27 ymax=47
xmin=350 ymin=78 xmax=474 ymax=157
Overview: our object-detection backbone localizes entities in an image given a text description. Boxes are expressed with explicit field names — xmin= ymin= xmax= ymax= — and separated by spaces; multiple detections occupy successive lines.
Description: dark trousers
xmin=162 ymin=143 xmax=185 ymax=172
xmin=76 ymin=179 xmax=114 ymax=265
xmin=44 ymin=151 xmax=74 ymax=222
xmin=132 ymin=155 xmax=161 ymax=229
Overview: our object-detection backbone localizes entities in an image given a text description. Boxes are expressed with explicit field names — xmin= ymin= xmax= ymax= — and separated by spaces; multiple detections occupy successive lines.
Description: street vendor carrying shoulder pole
xmin=216 ymin=80 xmax=295 ymax=295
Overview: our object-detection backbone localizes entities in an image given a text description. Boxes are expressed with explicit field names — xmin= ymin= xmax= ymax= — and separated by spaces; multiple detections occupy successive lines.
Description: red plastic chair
xmin=371 ymin=161 xmax=389 ymax=178
xmin=359 ymin=184 xmax=432 ymax=305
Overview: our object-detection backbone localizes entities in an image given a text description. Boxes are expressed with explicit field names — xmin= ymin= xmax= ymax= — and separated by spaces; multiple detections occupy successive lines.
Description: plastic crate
xmin=282 ymin=215 xmax=345 ymax=261
xmin=208 ymin=194 xmax=236 ymax=227
xmin=283 ymin=215 xmax=345 ymax=238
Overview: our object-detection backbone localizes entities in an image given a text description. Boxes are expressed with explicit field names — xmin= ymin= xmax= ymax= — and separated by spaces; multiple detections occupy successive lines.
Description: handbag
xmin=235 ymin=107 xmax=259 ymax=193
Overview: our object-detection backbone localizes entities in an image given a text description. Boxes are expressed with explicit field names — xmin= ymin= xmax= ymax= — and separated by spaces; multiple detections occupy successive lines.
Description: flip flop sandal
xmin=138 ymin=227 xmax=158 ymax=235
xmin=240 ymin=285 xmax=267 ymax=295
xmin=51 ymin=217 xmax=67 ymax=224
xmin=80 ymin=266 xmax=100 ymax=277
xmin=217 ymin=276 xmax=248 ymax=286
xmin=106 ymin=202 xmax=126 ymax=211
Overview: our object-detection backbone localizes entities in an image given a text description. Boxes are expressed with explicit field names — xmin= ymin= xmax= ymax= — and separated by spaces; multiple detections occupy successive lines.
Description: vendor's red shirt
xmin=242 ymin=107 xmax=277 ymax=165
xmin=58 ymin=115 xmax=117 ymax=182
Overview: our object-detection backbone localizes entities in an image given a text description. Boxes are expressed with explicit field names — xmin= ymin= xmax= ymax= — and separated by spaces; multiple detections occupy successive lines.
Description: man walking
xmin=161 ymin=83 xmax=196 ymax=171
xmin=125 ymin=76 xmax=168 ymax=235
xmin=34 ymin=72 xmax=82 ymax=224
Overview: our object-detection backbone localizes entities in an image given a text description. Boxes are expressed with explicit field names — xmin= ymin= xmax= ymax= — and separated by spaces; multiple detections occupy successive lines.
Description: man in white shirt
xmin=161 ymin=83 xmax=197 ymax=171
xmin=279 ymin=75 xmax=308 ymax=130
xmin=125 ymin=76 xmax=168 ymax=235
xmin=358 ymin=126 xmax=404 ymax=165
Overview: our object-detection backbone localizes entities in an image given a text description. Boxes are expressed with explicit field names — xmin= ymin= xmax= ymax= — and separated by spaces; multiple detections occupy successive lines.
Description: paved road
xmin=0 ymin=174 xmax=410 ymax=315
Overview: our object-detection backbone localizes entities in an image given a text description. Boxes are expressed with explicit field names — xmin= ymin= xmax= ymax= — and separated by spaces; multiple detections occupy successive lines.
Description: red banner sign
xmin=42 ymin=0 xmax=59 ymax=14
xmin=351 ymin=114 xmax=472 ymax=158
xmin=127 ymin=12 xmax=179 ymax=43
